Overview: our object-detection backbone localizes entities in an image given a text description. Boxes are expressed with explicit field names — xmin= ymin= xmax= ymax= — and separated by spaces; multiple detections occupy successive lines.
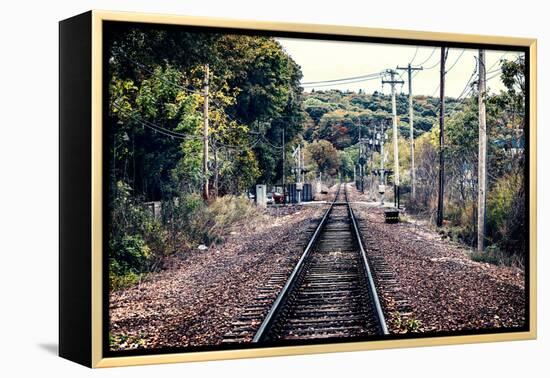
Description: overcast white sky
xmin=277 ymin=37 xmax=523 ymax=98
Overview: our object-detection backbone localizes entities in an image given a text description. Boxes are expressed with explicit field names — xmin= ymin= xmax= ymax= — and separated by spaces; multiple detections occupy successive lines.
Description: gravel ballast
xmin=110 ymin=185 xmax=526 ymax=351
xmin=348 ymin=185 xmax=526 ymax=333
xmin=109 ymin=204 xmax=325 ymax=351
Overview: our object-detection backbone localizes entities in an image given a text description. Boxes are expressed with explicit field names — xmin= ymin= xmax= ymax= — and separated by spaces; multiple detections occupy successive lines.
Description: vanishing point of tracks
xmin=252 ymin=183 xmax=388 ymax=343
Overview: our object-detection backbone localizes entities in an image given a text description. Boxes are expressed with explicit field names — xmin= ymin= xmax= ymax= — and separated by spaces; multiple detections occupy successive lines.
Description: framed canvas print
xmin=59 ymin=10 xmax=537 ymax=368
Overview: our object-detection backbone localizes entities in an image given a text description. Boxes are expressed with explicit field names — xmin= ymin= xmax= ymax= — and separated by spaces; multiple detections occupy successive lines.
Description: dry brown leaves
xmin=349 ymin=186 xmax=526 ymax=333
xmin=109 ymin=204 xmax=324 ymax=351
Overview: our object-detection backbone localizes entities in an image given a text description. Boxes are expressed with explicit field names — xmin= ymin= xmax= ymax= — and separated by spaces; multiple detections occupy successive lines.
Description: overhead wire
xmin=301 ymin=71 xmax=383 ymax=86
xmin=445 ymin=49 xmax=466 ymax=74
xmin=409 ymin=46 xmax=420 ymax=65
xmin=111 ymin=102 xmax=202 ymax=141
xmin=301 ymin=74 xmax=382 ymax=88
xmin=415 ymin=47 xmax=438 ymax=66
xmin=116 ymin=50 xmax=244 ymax=126
xmin=112 ymin=102 xmax=266 ymax=153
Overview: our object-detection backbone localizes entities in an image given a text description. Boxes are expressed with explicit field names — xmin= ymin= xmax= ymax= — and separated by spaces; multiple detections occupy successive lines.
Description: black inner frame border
xmin=101 ymin=19 xmax=531 ymax=359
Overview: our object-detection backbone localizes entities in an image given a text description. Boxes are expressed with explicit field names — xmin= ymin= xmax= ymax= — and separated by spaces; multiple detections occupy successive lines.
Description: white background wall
xmin=0 ymin=0 xmax=547 ymax=376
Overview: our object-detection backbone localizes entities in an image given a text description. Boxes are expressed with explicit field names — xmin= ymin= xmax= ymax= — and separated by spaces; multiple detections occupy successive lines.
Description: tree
xmin=107 ymin=27 xmax=305 ymax=198
xmin=306 ymin=140 xmax=341 ymax=177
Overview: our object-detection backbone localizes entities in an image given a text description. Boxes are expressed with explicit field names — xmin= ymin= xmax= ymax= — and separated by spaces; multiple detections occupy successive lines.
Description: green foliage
xmin=109 ymin=332 xmax=148 ymax=350
xmin=409 ymin=60 xmax=526 ymax=264
xmin=391 ymin=311 xmax=422 ymax=333
xmin=305 ymin=140 xmax=341 ymax=176
xmin=338 ymin=149 xmax=356 ymax=181
xmin=106 ymin=27 xmax=307 ymax=291
xmin=486 ymin=172 xmax=526 ymax=261
xmin=110 ymin=235 xmax=151 ymax=275
xmin=108 ymin=183 xmax=259 ymax=290
xmin=303 ymin=90 xmax=440 ymax=149
xmin=108 ymin=29 xmax=304 ymax=200
xmin=109 ymin=181 xmax=167 ymax=290
xmin=105 ymin=24 xmax=527 ymax=287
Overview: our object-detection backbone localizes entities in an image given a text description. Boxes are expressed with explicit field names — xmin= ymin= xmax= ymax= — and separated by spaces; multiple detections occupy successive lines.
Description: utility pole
xmin=202 ymin=64 xmax=210 ymax=201
xmin=213 ymin=139 xmax=219 ymax=198
xmin=379 ymin=121 xmax=386 ymax=205
xmin=369 ymin=124 xmax=376 ymax=201
xmin=294 ymin=144 xmax=302 ymax=203
xmin=301 ymin=146 xmax=305 ymax=184
xmin=382 ymin=69 xmax=404 ymax=208
xmin=436 ymin=48 xmax=448 ymax=227
xmin=358 ymin=124 xmax=365 ymax=193
xmin=282 ymin=127 xmax=286 ymax=204
xmin=397 ymin=63 xmax=423 ymax=201
xmin=477 ymin=49 xmax=487 ymax=252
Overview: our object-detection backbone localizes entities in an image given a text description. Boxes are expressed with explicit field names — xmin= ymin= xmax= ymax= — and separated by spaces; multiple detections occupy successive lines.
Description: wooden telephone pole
xmin=379 ymin=121 xmax=387 ymax=205
xmin=397 ymin=63 xmax=423 ymax=201
xmin=282 ymin=127 xmax=286 ymax=204
xmin=202 ymin=64 xmax=210 ymax=201
xmin=436 ymin=48 xmax=448 ymax=227
xmin=382 ymin=69 xmax=404 ymax=207
xmin=477 ymin=50 xmax=487 ymax=252
xmin=358 ymin=124 xmax=365 ymax=193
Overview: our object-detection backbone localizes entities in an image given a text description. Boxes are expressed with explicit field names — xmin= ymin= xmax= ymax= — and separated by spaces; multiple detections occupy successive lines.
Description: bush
xmin=109 ymin=234 xmax=151 ymax=290
xmin=109 ymin=270 xmax=142 ymax=291
xmin=110 ymin=234 xmax=151 ymax=275
xmin=486 ymin=173 xmax=526 ymax=264
xmin=162 ymin=193 xmax=204 ymax=250
xmin=470 ymin=245 xmax=522 ymax=267
xmin=191 ymin=195 xmax=258 ymax=245
xmin=109 ymin=181 xmax=168 ymax=290
xmin=108 ymin=181 xmax=259 ymax=290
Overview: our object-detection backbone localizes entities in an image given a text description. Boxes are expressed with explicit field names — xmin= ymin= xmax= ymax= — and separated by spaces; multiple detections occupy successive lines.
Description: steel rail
xmin=345 ymin=185 xmax=389 ymax=335
xmin=252 ymin=185 xmax=341 ymax=343
xmin=252 ymin=183 xmax=388 ymax=342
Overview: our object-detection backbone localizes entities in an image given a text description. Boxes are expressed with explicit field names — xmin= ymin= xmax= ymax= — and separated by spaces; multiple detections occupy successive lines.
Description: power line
xmin=112 ymin=102 xmax=202 ymax=141
xmin=303 ymin=47 xmax=427 ymax=88
xmin=113 ymin=101 xmax=279 ymax=152
xmin=260 ymin=134 xmax=284 ymax=149
xmin=409 ymin=46 xmax=420 ymax=65
xmin=213 ymin=136 xmax=263 ymax=151
xmin=486 ymin=69 xmax=503 ymax=82
xmin=416 ymin=47 xmax=438 ymax=66
xmin=302 ymin=74 xmax=382 ymax=88
xmin=486 ymin=52 xmax=509 ymax=72
xmin=117 ymin=51 xmax=243 ymax=126
xmin=301 ymin=71 xmax=382 ymax=86
xmin=430 ymin=83 xmax=440 ymax=97
xmin=455 ymin=59 xmax=478 ymax=100
xmin=424 ymin=58 xmax=441 ymax=70
xmin=445 ymin=49 xmax=466 ymax=74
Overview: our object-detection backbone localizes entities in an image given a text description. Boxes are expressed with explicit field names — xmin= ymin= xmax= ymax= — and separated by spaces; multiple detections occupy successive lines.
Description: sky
xmin=277 ymin=37 xmax=523 ymax=98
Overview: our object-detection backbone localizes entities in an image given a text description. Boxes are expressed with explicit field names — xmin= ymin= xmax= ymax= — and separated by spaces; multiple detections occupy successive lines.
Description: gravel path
xmin=109 ymin=204 xmax=325 ymax=351
xmin=348 ymin=184 xmax=526 ymax=333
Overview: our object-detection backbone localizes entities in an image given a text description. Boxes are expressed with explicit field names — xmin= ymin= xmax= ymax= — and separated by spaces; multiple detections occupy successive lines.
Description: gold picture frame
xmin=59 ymin=10 xmax=537 ymax=368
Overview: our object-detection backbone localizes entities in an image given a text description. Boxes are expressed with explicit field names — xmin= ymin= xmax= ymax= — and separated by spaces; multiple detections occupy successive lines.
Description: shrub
xmin=162 ymin=193 xmax=204 ymax=250
xmin=470 ymin=245 xmax=523 ymax=267
xmin=109 ymin=181 xmax=168 ymax=289
xmin=108 ymin=181 xmax=259 ymax=290
xmin=486 ymin=173 xmax=526 ymax=264
xmin=191 ymin=195 xmax=258 ymax=245
xmin=109 ymin=234 xmax=151 ymax=275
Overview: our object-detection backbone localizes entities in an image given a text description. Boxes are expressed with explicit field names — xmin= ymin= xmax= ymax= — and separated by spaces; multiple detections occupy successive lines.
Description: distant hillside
xmin=302 ymin=89 xmax=464 ymax=149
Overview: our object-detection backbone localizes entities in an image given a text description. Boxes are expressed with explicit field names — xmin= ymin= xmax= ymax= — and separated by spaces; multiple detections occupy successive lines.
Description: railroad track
xmin=252 ymin=183 xmax=388 ymax=343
